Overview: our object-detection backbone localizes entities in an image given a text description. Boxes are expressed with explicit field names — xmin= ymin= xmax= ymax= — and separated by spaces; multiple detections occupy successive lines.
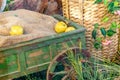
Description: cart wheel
xmin=46 ymin=47 xmax=85 ymax=80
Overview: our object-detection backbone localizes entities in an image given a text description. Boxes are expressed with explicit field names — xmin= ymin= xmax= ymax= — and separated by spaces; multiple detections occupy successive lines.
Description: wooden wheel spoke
xmin=61 ymin=75 xmax=69 ymax=80
xmin=47 ymin=47 xmax=79 ymax=80
xmin=48 ymin=71 xmax=69 ymax=80
xmin=53 ymin=71 xmax=68 ymax=77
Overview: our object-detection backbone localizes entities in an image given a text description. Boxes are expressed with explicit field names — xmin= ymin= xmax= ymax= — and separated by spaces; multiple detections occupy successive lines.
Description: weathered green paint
xmin=25 ymin=46 xmax=51 ymax=68
xmin=0 ymin=15 xmax=86 ymax=80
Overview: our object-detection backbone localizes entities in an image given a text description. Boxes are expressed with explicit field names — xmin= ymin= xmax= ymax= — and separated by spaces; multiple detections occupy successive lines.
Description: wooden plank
xmin=18 ymin=51 xmax=26 ymax=72
xmin=25 ymin=46 xmax=51 ymax=68
xmin=0 ymin=54 xmax=18 ymax=77
xmin=0 ymin=64 xmax=49 ymax=80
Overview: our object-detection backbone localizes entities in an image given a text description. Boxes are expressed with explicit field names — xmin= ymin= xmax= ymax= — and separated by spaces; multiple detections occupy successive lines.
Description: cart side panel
xmin=0 ymin=51 xmax=19 ymax=77
xmin=25 ymin=46 xmax=51 ymax=68
xmin=24 ymin=32 xmax=84 ymax=69
xmin=48 ymin=33 xmax=85 ymax=59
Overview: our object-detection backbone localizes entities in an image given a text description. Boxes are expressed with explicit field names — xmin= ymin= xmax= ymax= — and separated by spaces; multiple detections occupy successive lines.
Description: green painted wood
xmin=25 ymin=46 xmax=51 ymax=68
xmin=0 ymin=54 xmax=18 ymax=76
xmin=18 ymin=52 xmax=27 ymax=72
xmin=0 ymin=64 xmax=49 ymax=80
xmin=0 ymin=15 xmax=86 ymax=80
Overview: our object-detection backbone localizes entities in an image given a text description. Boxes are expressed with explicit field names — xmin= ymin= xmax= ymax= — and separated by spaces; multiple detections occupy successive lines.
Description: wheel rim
xmin=46 ymin=47 xmax=80 ymax=80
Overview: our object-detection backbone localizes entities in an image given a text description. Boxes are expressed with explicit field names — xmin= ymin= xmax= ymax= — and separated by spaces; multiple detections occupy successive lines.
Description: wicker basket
xmin=62 ymin=0 xmax=120 ymax=59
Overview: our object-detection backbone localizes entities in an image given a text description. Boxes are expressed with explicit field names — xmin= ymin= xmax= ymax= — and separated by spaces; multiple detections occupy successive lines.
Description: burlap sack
xmin=0 ymin=9 xmax=58 ymax=47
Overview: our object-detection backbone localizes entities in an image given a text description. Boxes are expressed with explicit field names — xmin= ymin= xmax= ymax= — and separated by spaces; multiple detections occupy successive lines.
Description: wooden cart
xmin=0 ymin=15 xmax=86 ymax=80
